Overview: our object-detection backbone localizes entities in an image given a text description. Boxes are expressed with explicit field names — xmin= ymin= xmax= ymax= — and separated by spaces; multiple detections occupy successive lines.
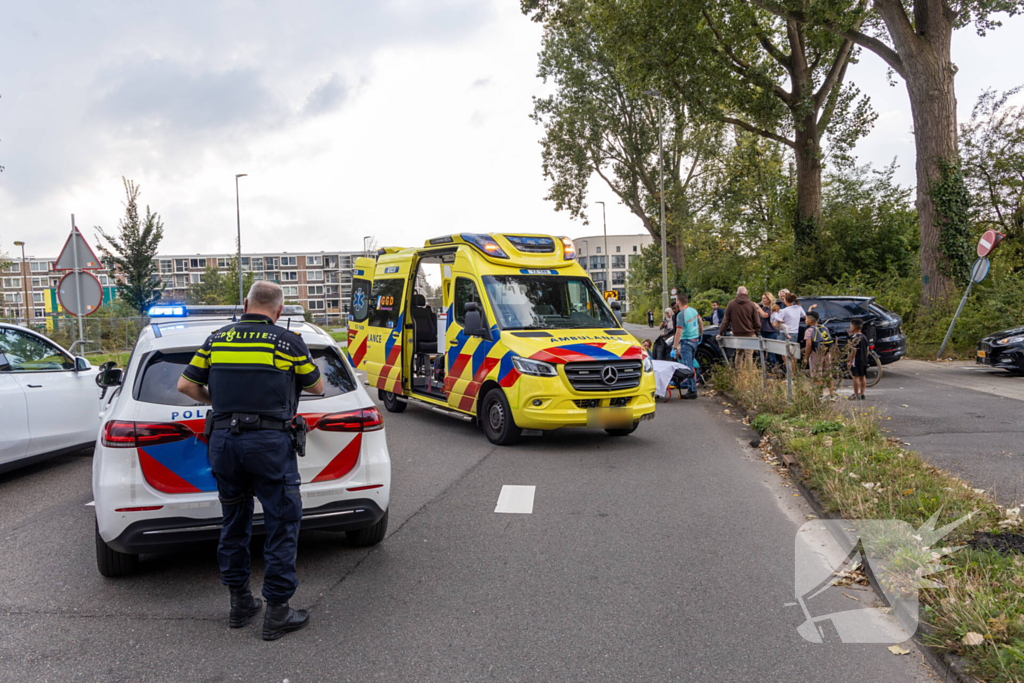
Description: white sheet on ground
xmin=651 ymin=359 xmax=692 ymax=398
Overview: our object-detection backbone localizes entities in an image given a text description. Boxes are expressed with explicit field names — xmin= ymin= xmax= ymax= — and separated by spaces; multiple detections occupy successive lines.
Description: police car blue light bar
xmin=148 ymin=305 xmax=187 ymax=317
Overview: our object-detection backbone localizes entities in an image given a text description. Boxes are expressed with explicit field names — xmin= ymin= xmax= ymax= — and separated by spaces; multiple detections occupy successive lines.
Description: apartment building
xmin=1 ymin=258 xmax=116 ymax=321
xmin=2 ymin=248 xmax=363 ymax=323
xmin=572 ymin=233 xmax=653 ymax=302
xmin=157 ymin=250 xmax=363 ymax=319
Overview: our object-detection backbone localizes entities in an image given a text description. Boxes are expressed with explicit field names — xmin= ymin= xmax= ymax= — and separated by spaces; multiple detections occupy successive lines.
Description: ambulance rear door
xmin=363 ymin=255 xmax=414 ymax=395
xmin=346 ymin=257 xmax=377 ymax=371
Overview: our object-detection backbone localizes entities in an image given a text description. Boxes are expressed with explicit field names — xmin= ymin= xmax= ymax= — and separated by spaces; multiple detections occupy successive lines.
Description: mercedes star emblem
xmin=601 ymin=366 xmax=619 ymax=385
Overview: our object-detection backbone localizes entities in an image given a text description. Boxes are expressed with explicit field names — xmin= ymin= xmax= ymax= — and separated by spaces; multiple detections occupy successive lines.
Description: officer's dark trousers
xmin=208 ymin=429 xmax=301 ymax=604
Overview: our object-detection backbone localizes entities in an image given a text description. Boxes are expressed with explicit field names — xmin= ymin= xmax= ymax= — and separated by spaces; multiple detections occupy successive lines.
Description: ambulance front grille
xmin=564 ymin=360 xmax=642 ymax=392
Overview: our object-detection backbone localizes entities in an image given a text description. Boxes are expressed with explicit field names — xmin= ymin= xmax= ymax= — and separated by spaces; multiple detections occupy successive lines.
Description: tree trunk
xmin=667 ymin=236 xmax=685 ymax=271
xmin=793 ymin=113 xmax=823 ymax=249
xmin=874 ymin=0 xmax=959 ymax=307
xmin=904 ymin=48 xmax=959 ymax=306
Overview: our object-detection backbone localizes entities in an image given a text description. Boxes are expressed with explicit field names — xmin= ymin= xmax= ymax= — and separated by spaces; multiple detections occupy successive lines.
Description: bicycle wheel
xmin=865 ymin=351 xmax=882 ymax=387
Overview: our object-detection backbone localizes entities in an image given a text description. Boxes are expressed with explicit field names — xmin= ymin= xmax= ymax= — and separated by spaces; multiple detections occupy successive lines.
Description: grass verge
xmin=714 ymin=365 xmax=1024 ymax=682
xmin=84 ymin=351 xmax=131 ymax=368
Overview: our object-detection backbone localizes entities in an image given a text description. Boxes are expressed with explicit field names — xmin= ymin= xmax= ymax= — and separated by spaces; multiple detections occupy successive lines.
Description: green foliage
xmin=931 ymin=160 xmax=974 ymax=287
xmin=530 ymin=0 xmax=724 ymax=267
xmin=751 ymin=412 xmax=776 ymax=433
xmin=810 ymin=419 xmax=843 ymax=434
xmin=624 ymin=241 xmax=684 ymax=322
xmin=185 ymin=259 xmax=256 ymax=306
xmin=95 ymin=178 xmax=164 ymax=314
xmin=961 ymin=87 xmax=1024 ymax=274
xmin=809 ymin=162 xmax=919 ymax=282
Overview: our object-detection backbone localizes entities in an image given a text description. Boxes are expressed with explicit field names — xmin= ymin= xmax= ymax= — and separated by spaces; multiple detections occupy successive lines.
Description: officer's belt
xmin=212 ymin=414 xmax=290 ymax=432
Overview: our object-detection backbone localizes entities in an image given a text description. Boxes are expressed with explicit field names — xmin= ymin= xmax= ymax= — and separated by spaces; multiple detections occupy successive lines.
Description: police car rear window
xmin=136 ymin=351 xmax=199 ymax=407
xmin=301 ymin=347 xmax=356 ymax=400
xmin=136 ymin=347 xmax=356 ymax=407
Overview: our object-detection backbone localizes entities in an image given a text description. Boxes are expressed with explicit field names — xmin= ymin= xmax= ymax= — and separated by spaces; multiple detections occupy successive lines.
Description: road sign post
xmin=54 ymin=216 xmax=105 ymax=350
xmin=936 ymin=257 xmax=990 ymax=359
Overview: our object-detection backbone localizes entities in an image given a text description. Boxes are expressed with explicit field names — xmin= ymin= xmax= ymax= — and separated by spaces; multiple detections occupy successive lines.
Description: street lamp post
xmin=363 ymin=236 xmax=373 ymax=256
xmin=642 ymin=89 xmax=669 ymax=310
xmin=595 ymin=201 xmax=609 ymax=295
xmin=13 ymin=241 xmax=27 ymax=322
xmin=235 ymin=174 xmax=247 ymax=308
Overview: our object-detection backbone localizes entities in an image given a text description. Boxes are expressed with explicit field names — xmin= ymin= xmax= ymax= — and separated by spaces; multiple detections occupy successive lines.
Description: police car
xmin=92 ymin=305 xmax=391 ymax=577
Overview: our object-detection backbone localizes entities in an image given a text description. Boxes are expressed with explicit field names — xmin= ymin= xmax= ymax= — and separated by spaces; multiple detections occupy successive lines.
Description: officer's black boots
xmin=228 ymin=584 xmax=263 ymax=628
xmin=262 ymin=602 xmax=310 ymax=641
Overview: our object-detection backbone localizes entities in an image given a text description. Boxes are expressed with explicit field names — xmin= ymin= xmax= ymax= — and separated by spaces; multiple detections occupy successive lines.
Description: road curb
xmin=717 ymin=391 xmax=980 ymax=683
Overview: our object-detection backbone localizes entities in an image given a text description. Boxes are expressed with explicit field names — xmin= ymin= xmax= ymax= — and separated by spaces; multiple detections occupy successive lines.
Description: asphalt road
xmin=0 ymin=380 xmax=936 ymax=681
xmin=865 ymin=359 xmax=1024 ymax=505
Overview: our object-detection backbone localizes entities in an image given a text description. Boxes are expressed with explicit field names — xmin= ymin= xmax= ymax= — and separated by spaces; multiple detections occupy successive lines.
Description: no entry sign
xmin=977 ymin=229 xmax=1005 ymax=258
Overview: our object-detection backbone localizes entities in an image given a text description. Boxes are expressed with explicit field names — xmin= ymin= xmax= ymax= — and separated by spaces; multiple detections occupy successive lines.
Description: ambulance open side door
xmin=362 ymin=255 xmax=414 ymax=395
xmin=346 ymin=257 xmax=377 ymax=371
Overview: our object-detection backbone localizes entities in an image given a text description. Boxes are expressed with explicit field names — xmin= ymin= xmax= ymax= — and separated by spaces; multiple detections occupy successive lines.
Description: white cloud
xmin=1 ymin=4 xmax=1022 ymax=261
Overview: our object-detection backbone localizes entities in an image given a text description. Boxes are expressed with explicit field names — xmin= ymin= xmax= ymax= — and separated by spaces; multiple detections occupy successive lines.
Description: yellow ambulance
xmin=346 ymin=233 xmax=656 ymax=445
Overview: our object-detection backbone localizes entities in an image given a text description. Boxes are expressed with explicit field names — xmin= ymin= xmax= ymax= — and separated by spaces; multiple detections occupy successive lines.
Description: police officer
xmin=176 ymin=281 xmax=324 ymax=641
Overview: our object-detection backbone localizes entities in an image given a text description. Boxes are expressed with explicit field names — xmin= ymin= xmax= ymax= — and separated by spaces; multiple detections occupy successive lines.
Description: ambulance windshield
xmin=481 ymin=275 xmax=618 ymax=330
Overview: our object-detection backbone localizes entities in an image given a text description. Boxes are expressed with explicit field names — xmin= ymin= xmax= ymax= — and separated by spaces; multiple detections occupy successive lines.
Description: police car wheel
xmin=480 ymin=388 xmax=522 ymax=446
xmin=346 ymin=509 xmax=388 ymax=547
xmin=95 ymin=520 xmax=139 ymax=578
xmin=605 ymin=421 xmax=640 ymax=437
xmin=379 ymin=389 xmax=406 ymax=413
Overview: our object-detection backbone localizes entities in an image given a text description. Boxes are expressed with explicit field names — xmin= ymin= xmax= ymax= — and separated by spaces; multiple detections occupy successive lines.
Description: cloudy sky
xmin=2 ymin=2 xmax=1022 ymax=260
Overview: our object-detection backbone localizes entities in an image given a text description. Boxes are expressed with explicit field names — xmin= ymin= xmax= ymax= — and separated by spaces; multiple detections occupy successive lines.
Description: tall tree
xmin=961 ymin=88 xmax=1024 ymax=235
xmin=96 ymin=178 xmax=165 ymax=314
xmin=750 ymin=0 xmax=1024 ymax=305
xmin=603 ymin=0 xmax=875 ymax=252
xmin=186 ymin=265 xmax=226 ymax=305
xmin=528 ymin=0 xmax=725 ymax=269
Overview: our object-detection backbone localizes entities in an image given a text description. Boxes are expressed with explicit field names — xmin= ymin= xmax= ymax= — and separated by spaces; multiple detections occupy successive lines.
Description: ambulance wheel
xmin=605 ymin=421 xmax=640 ymax=437
xmin=346 ymin=509 xmax=389 ymax=547
xmin=95 ymin=520 xmax=139 ymax=578
xmin=379 ymin=390 xmax=406 ymax=413
xmin=481 ymin=388 xmax=522 ymax=446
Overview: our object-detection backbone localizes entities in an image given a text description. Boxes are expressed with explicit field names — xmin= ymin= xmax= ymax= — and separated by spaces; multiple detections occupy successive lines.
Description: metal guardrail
xmin=716 ymin=335 xmax=803 ymax=401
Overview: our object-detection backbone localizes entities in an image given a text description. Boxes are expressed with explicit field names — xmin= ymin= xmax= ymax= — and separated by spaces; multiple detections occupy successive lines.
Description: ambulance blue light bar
xmin=148 ymin=305 xmax=187 ymax=317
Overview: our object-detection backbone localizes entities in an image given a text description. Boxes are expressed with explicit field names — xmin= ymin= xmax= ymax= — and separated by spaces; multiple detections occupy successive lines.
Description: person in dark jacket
xmin=647 ymin=309 xmax=655 ymax=328
xmin=709 ymin=301 xmax=724 ymax=326
xmin=718 ymin=286 xmax=762 ymax=367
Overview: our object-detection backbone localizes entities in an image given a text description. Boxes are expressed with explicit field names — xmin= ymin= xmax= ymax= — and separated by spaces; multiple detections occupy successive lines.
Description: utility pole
xmin=595 ymin=201 xmax=609 ymax=294
xmin=13 ymin=241 xmax=28 ymax=323
xmin=642 ymin=89 xmax=669 ymax=310
xmin=235 ymin=174 xmax=247 ymax=308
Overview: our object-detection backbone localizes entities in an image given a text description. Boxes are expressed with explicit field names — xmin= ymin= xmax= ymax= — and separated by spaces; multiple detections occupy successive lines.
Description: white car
xmin=0 ymin=323 xmax=102 ymax=474
xmin=92 ymin=306 xmax=391 ymax=577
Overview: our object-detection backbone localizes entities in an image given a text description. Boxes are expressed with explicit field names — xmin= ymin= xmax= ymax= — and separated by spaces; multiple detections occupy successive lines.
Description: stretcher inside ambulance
xmin=347 ymin=233 xmax=656 ymax=445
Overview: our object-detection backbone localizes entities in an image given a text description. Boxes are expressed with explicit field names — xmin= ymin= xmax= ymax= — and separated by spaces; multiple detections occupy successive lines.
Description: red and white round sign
xmin=977 ymin=229 xmax=1004 ymax=258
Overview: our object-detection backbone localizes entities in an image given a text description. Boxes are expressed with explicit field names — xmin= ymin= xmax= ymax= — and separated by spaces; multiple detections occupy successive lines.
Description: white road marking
xmin=495 ymin=485 xmax=535 ymax=514
xmin=85 ymin=501 xmax=95 ymax=507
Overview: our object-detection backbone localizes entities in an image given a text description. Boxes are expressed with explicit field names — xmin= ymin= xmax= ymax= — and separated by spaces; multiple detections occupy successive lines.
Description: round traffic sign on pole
xmin=670 ymin=287 xmax=678 ymax=297
xmin=57 ymin=272 xmax=103 ymax=316
xmin=970 ymin=257 xmax=990 ymax=284
xmin=977 ymin=229 xmax=1004 ymax=258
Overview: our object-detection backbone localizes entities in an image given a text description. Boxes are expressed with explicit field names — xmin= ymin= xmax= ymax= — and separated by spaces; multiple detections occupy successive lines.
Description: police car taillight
xmin=316 ymin=407 xmax=384 ymax=432
xmin=102 ymin=420 xmax=195 ymax=448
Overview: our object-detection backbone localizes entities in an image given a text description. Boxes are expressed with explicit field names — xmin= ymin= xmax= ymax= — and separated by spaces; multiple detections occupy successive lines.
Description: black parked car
xmin=797 ymin=297 xmax=906 ymax=365
xmin=977 ymin=326 xmax=1024 ymax=372
xmin=695 ymin=295 xmax=907 ymax=371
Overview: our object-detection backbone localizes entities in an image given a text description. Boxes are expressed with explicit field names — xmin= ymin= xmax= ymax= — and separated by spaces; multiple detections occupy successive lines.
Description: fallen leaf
xmin=887 ymin=645 xmax=910 ymax=655
xmin=962 ymin=632 xmax=985 ymax=646
xmin=862 ymin=482 xmax=876 ymax=490
xmin=901 ymin=404 xmax=909 ymax=408
xmin=848 ymin=472 xmax=860 ymax=479
xmin=902 ymin=489 xmax=914 ymax=495
xmin=823 ymin=436 xmax=833 ymax=447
